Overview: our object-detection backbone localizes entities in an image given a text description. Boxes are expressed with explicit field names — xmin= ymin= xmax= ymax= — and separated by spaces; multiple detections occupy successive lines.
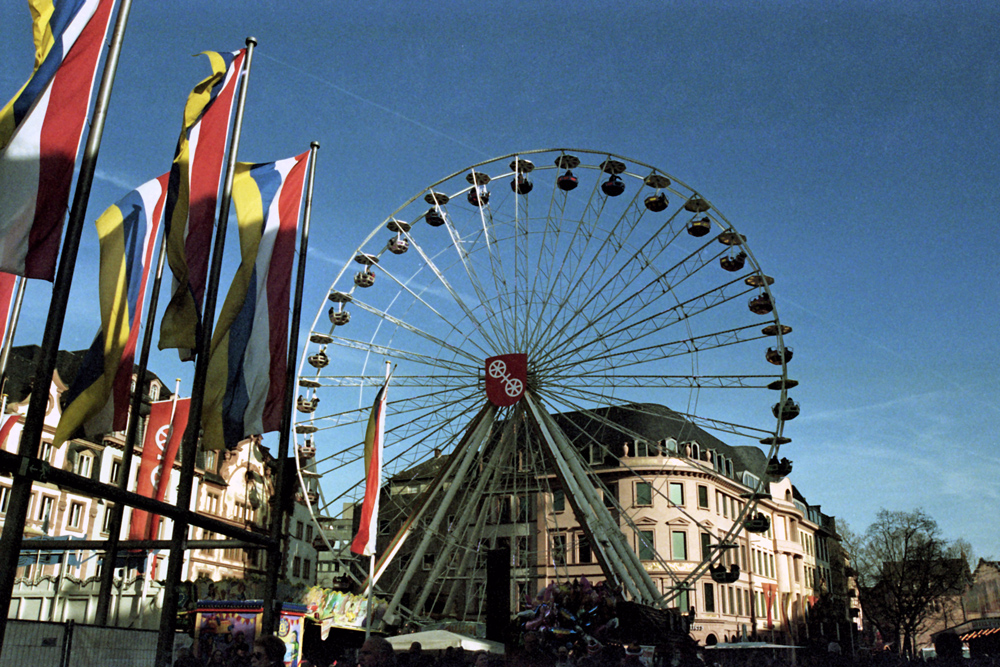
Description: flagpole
xmin=0 ymin=0 xmax=133 ymax=648
xmin=261 ymin=141 xmax=319 ymax=635
xmin=95 ymin=224 xmax=171 ymax=625
xmin=155 ymin=36 xmax=257 ymax=667
xmin=0 ymin=276 xmax=27 ymax=414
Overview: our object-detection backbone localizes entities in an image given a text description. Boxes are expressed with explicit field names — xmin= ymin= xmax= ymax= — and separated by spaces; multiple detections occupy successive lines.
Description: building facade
xmin=371 ymin=403 xmax=850 ymax=646
xmin=0 ymin=346 xmax=316 ymax=626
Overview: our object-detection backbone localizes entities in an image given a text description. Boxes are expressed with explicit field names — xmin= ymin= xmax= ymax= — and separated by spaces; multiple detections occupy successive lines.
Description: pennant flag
xmin=201 ymin=153 xmax=309 ymax=450
xmin=53 ymin=174 xmax=169 ymax=446
xmin=0 ymin=0 xmax=116 ymax=280
xmin=0 ymin=272 xmax=17 ymax=345
xmin=158 ymin=48 xmax=246 ymax=359
xmin=129 ymin=397 xmax=190 ymax=541
xmin=351 ymin=379 xmax=389 ymax=557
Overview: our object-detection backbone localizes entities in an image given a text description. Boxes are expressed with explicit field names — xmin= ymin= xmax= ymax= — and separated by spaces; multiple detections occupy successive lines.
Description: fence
xmin=0 ymin=619 xmax=161 ymax=667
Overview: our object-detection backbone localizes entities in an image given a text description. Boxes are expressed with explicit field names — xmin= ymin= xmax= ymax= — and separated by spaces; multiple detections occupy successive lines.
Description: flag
xmin=0 ymin=272 xmax=17 ymax=345
xmin=129 ymin=397 xmax=189 ymax=541
xmin=0 ymin=0 xmax=116 ymax=280
xmin=158 ymin=48 xmax=246 ymax=359
xmin=351 ymin=380 xmax=389 ymax=557
xmin=202 ymin=152 xmax=309 ymax=450
xmin=53 ymin=174 xmax=169 ymax=446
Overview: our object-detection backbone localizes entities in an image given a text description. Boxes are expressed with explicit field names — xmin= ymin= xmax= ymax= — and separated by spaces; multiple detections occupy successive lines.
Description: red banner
xmin=129 ymin=398 xmax=190 ymax=540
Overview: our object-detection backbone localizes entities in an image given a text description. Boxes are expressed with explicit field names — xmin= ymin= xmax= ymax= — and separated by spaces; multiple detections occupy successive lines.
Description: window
xmin=77 ymin=452 xmax=93 ymax=478
xmin=603 ymin=482 xmax=617 ymax=509
xmin=102 ymin=505 xmax=115 ymax=534
xmin=671 ymin=530 xmax=687 ymax=560
xmin=701 ymin=532 xmax=713 ymax=561
xmin=552 ymin=489 xmax=565 ymax=513
xmin=728 ymin=587 xmax=735 ymax=615
xmin=634 ymin=440 xmax=649 ymax=457
xmin=203 ymin=449 xmax=217 ymax=472
xmin=110 ymin=459 xmax=122 ymax=486
xmin=204 ymin=492 xmax=220 ymax=514
xmin=669 ymin=482 xmax=684 ymax=506
xmin=588 ymin=444 xmax=603 ymax=465
xmin=39 ymin=441 xmax=52 ymax=463
xmin=551 ymin=534 xmax=567 ymax=567
xmin=703 ymin=582 xmax=715 ymax=613
xmin=306 ymin=524 xmax=314 ymax=543
xmin=67 ymin=501 xmax=84 ymax=529
xmin=578 ymin=534 xmax=592 ymax=564
xmin=722 ymin=494 xmax=729 ymax=518
xmin=635 ymin=482 xmax=652 ymax=507
xmin=697 ymin=485 xmax=709 ymax=509
xmin=37 ymin=495 xmax=54 ymax=522
xmin=515 ymin=536 xmax=529 ymax=567
xmin=295 ymin=521 xmax=304 ymax=540
xmin=660 ymin=438 xmax=677 ymax=454
xmin=423 ymin=553 xmax=435 ymax=570
xmin=638 ymin=530 xmax=655 ymax=561
xmin=0 ymin=486 xmax=9 ymax=514
xmin=292 ymin=556 xmax=301 ymax=578
xmin=302 ymin=559 xmax=311 ymax=580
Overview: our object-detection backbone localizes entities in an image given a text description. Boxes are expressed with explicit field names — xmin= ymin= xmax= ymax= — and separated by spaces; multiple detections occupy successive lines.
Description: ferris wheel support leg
xmin=523 ymin=393 xmax=660 ymax=605
xmin=417 ymin=426 xmax=513 ymax=618
xmin=383 ymin=402 xmax=497 ymax=626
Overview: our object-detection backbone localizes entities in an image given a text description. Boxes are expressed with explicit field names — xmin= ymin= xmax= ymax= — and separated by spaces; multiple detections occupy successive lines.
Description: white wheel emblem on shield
xmin=488 ymin=359 xmax=523 ymax=397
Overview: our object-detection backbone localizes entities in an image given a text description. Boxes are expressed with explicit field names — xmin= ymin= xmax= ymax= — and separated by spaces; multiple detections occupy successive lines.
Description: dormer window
xmin=77 ymin=452 xmax=93 ymax=478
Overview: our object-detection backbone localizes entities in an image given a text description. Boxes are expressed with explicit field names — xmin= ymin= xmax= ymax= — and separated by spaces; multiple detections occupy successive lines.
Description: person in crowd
xmin=358 ymin=636 xmax=396 ymax=667
xmin=252 ymin=635 xmax=287 ymax=667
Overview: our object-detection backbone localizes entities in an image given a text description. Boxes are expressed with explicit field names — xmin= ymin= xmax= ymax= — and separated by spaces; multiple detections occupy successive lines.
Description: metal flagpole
xmin=0 ymin=0 xmax=134 ymax=649
xmin=95 ymin=220 xmax=172 ymax=625
xmin=261 ymin=141 xmax=319 ymax=635
xmin=154 ymin=36 xmax=257 ymax=667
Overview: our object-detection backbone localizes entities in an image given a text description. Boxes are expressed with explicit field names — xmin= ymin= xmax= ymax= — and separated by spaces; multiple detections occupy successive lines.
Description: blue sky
xmin=2 ymin=1 xmax=998 ymax=559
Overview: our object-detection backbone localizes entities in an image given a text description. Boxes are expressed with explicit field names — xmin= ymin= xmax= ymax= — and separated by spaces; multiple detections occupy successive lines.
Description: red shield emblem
xmin=485 ymin=354 xmax=527 ymax=407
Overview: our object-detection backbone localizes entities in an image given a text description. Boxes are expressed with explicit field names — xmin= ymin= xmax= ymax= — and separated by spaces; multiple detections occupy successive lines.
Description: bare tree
xmin=850 ymin=509 xmax=970 ymax=658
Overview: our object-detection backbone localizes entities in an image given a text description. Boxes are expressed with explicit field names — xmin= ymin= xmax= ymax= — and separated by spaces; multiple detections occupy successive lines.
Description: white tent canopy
xmin=386 ymin=630 xmax=504 ymax=654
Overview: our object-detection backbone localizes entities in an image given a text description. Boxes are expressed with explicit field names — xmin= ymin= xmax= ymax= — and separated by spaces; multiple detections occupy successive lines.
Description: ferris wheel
xmin=294 ymin=148 xmax=797 ymax=628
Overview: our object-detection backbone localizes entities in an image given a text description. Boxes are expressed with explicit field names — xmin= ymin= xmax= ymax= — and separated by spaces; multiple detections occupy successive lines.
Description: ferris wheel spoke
xmin=348 ymin=298 xmax=487 ymax=365
xmin=547 ymin=322 xmax=770 ymax=377
xmin=528 ymin=231 xmax=723 ymax=366
xmin=540 ymin=275 xmax=758 ymax=372
xmin=403 ymin=224 xmax=506 ymax=353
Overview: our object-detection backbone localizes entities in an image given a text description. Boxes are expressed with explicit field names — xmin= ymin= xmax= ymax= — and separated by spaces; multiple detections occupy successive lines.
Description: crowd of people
xmin=178 ymin=631 xmax=997 ymax=667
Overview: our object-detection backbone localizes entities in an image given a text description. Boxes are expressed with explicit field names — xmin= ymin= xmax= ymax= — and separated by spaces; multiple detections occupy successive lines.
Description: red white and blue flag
xmin=54 ymin=173 xmax=169 ymax=446
xmin=0 ymin=0 xmax=116 ymax=280
xmin=202 ymin=152 xmax=309 ymax=450
xmin=351 ymin=379 xmax=389 ymax=557
xmin=159 ymin=48 xmax=246 ymax=360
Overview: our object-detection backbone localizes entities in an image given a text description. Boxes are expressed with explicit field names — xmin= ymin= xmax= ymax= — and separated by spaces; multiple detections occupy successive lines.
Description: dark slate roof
xmin=551 ymin=402 xmax=768 ymax=477
xmin=390 ymin=403 xmax=770 ymax=483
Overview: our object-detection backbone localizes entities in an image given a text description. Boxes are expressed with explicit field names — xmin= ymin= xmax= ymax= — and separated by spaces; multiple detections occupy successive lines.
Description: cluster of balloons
xmin=515 ymin=578 xmax=623 ymax=652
